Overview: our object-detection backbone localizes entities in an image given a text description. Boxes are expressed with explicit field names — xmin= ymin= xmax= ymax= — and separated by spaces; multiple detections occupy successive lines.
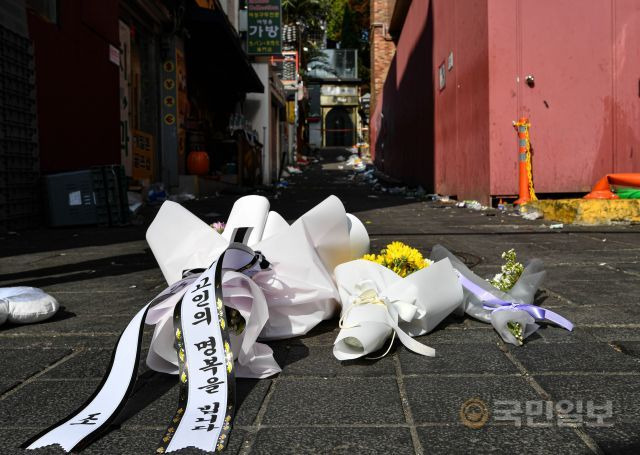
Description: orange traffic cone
xmin=513 ymin=118 xmax=537 ymax=205
xmin=584 ymin=173 xmax=640 ymax=199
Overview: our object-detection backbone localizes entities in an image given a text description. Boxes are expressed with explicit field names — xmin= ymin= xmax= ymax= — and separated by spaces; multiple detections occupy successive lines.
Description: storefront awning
xmin=186 ymin=2 xmax=264 ymax=94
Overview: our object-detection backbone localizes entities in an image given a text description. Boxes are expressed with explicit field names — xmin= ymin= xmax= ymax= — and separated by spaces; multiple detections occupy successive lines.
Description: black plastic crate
xmin=1 ymin=138 xmax=38 ymax=157
xmin=0 ymin=89 xmax=36 ymax=113
xmin=0 ymin=106 xmax=35 ymax=126
xmin=0 ymin=169 xmax=39 ymax=187
xmin=0 ymin=197 xmax=39 ymax=218
xmin=0 ymin=26 xmax=31 ymax=52
xmin=42 ymin=166 xmax=129 ymax=228
xmin=0 ymin=183 xmax=39 ymax=204
xmin=0 ymin=36 xmax=33 ymax=56
xmin=0 ymin=154 xmax=38 ymax=172
xmin=44 ymin=170 xmax=97 ymax=226
xmin=0 ymin=121 xmax=37 ymax=142
xmin=0 ymin=75 xmax=35 ymax=96
xmin=91 ymin=165 xmax=129 ymax=226
xmin=0 ymin=61 xmax=35 ymax=82
xmin=0 ymin=45 xmax=34 ymax=69
xmin=0 ymin=213 xmax=41 ymax=231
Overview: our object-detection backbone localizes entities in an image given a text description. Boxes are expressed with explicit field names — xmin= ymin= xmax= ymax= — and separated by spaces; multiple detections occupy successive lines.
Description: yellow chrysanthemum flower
xmin=362 ymin=241 xmax=431 ymax=277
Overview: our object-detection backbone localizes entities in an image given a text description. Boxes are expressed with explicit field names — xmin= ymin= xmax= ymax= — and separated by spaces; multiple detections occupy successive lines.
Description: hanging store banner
xmin=119 ymin=20 xmax=132 ymax=176
xmin=247 ymin=0 xmax=282 ymax=55
xmin=131 ymin=130 xmax=153 ymax=181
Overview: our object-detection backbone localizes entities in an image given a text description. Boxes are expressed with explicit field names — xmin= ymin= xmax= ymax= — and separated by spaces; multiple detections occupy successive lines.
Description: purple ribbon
xmin=457 ymin=273 xmax=573 ymax=331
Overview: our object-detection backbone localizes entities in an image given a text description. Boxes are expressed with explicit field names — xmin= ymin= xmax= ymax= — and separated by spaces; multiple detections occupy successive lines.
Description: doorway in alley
xmin=325 ymin=107 xmax=354 ymax=147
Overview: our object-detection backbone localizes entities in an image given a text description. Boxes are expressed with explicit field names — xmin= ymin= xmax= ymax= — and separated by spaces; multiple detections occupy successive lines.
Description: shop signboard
xmin=132 ymin=130 xmax=153 ymax=181
xmin=119 ymin=20 xmax=132 ymax=176
xmin=247 ymin=0 xmax=282 ymax=55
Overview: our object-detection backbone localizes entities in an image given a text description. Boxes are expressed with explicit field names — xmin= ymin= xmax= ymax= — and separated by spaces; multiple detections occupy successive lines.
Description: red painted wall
xmin=433 ymin=0 xmax=490 ymax=202
xmin=372 ymin=0 xmax=435 ymax=190
xmin=372 ymin=0 xmax=491 ymax=200
xmin=373 ymin=0 xmax=640 ymax=203
xmin=613 ymin=0 xmax=640 ymax=174
xmin=28 ymin=0 xmax=120 ymax=174
xmin=489 ymin=0 xmax=640 ymax=195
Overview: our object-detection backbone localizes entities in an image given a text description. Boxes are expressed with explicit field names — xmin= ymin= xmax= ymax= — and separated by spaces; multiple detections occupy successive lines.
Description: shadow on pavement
xmin=0 ymin=252 xmax=158 ymax=288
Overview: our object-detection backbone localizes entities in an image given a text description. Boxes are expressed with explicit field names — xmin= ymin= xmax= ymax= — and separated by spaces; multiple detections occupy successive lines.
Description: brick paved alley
xmin=1 ymin=149 xmax=640 ymax=454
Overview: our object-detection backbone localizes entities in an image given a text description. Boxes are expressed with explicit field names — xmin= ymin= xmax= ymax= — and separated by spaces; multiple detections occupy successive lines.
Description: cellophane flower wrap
xmin=430 ymin=244 xmax=572 ymax=346
xmin=333 ymin=242 xmax=463 ymax=360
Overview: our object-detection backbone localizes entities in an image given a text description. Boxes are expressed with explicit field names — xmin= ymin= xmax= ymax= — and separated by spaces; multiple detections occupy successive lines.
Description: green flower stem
xmin=507 ymin=321 xmax=524 ymax=345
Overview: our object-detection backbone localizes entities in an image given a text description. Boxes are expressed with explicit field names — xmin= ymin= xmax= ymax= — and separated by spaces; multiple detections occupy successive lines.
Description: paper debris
xmin=522 ymin=211 xmax=543 ymax=220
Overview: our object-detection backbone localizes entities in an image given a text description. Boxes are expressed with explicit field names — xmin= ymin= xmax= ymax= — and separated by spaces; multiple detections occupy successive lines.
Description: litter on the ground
xmin=522 ymin=211 xmax=543 ymax=220
xmin=549 ymin=223 xmax=564 ymax=229
xmin=168 ymin=193 xmax=196 ymax=202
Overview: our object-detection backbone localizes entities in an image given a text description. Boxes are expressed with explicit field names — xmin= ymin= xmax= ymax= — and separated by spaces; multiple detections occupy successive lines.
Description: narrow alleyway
xmin=1 ymin=148 xmax=639 ymax=454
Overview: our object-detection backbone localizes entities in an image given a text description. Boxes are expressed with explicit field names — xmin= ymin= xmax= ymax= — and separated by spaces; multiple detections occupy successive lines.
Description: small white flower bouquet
xmin=430 ymin=244 xmax=572 ymax=346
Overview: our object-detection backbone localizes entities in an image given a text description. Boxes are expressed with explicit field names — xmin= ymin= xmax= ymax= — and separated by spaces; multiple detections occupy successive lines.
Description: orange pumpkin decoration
xmin=187 ymin=150 xmax=210 ymax=175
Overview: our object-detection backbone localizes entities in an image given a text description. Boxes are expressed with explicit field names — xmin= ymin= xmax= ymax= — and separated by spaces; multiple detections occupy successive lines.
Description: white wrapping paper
xmin=490 ymin=308 xmax=539 ymax=346
xmin=144 ymin=195 xmax=370 ymax=377
xmin=333 ymin=258 xmax=463 ymax=360
xmin=430 ymin=244 xmax=546 ymax=323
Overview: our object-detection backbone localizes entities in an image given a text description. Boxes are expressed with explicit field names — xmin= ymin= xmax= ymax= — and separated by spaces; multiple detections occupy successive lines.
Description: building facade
xmin=371 ymin=0 xmax=640 ymax=204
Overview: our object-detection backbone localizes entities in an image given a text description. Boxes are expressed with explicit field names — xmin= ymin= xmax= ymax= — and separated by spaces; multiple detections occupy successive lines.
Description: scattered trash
xmin=521 ymin=211 xmax=543 ymax=220
xmin=337 ymin=165 xmax=344 ymax=170
xmin=549 ymin=223 xmax=564 ymax=229
xmin=336 ymin=155 xmax=345 ymax=162
xmin=345 ymin=154 xmax=359 ymax=166
xmin=456 ymin=200 xmax=486 ymax=210
xmin=127 ymin=191 xmax=143 ymax=213
xmin=148 ymin=183 xmax=167 ymax=204
xmin=286 ymin=166 xmax=303 ymax=174
xmin=129 ymin=285 xmax=137 ymax=288
xmin=276 ymin=180 xmax=289 ymax=189
xmin=599 ymin=262 xmax=607 ymax=266
xmin=466 ymin=200 xmax=485 ymax=210
xmin=296 ymin=155 xmax=310 ymax=165
xmin=168 ymin=192 xmax=196 ymax=202
xmin=281 ymin=170 xmax=291 ymax=178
